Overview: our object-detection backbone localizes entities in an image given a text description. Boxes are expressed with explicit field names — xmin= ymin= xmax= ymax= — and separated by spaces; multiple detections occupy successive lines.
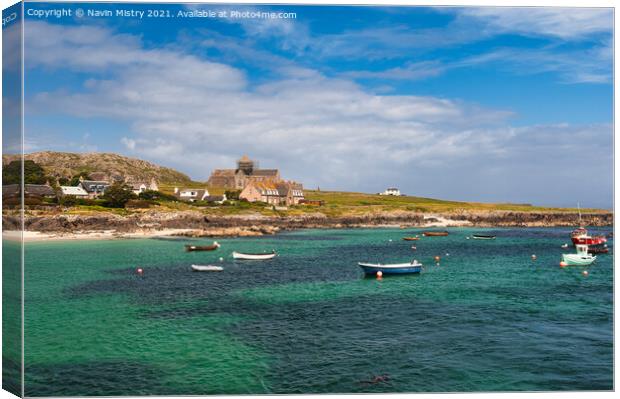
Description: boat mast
xmin=578 ymin=202 xmax=582 ymax=227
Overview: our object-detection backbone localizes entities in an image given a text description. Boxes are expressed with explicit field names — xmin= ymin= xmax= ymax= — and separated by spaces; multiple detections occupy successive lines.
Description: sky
xmin=17 ymin=2 xmax=614 ymax=208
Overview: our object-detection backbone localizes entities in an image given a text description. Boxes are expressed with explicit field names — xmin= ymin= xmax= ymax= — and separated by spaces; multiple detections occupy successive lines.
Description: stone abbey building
xmin=207 ymin=155 xmax=282 ymax=190
xmin=207 ymin=155 xmax=305 ymax=206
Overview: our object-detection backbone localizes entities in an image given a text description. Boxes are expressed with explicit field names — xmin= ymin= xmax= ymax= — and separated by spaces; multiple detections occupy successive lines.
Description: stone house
xmin=79 ymin=179 xmax=111 ymax=198
xmin=2 ymin=184 xmax=57 ymax=199
xmin=129 ymin=178 xmax=159 ymax=196
xmin=240 ymin=181 xmax=304 ymax=206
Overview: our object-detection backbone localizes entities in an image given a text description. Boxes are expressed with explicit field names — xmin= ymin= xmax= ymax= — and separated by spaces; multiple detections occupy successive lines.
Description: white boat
xmin=232 ymin=251 xmax=277 ymax=260
xmin=191 ymin=264 xmax=223 ymax=272
xmin=561 ymin=244 xmax=596 ymax=266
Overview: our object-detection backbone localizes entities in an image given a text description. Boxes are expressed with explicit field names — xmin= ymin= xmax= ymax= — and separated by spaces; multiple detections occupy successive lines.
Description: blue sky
xmin=19 ymin=2 xmax=613 ymax=208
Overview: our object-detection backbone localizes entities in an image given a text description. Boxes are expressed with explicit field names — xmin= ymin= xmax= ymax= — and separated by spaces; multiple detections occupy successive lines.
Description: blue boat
xmin=357 ymin=261 xmax=423 ymax=275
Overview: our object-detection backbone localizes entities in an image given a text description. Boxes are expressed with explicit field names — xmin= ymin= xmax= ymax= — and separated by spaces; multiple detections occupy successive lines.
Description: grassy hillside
xmin=3 ymin=151 xmax=192 ymax=184
xmin=302 ymin=190 xmax=605 ymax=216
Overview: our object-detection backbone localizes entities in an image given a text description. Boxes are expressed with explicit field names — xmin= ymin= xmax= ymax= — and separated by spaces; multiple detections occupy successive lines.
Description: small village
xmin=2 ymin=155 xmax=314 ymax=209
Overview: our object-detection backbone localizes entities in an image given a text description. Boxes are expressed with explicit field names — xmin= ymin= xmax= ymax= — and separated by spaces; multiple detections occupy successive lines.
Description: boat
xmin=402 ymin=237 xmax=419 ymax=241
xmin=588 ymin=245 xmax=609 ymax=254
xmin=561 ymin=244 xmax=596 ymax=266
xmin=358 ymin=261 xmax=423 ymax=275
xmin=185 ymin=241 xmax=220 ymax=251
xmin=422 ymin=231 xmax=449 ymax=237
xmin=561 ymin=243 xmax=569 ymax=248
xmin=570 ymin=227 xmax=607 ymax=246
xmin=191 ymin=264 xmax=224 ymax=272
xmin=472 ymin=234 xmax=496 ymax=240
xmin=570 ymin=203 xmax=606 ymax=246
xmin=232 ymin=251 xmax=277 ymax=260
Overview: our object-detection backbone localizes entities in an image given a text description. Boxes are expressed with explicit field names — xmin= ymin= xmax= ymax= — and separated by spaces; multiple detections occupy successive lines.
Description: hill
xmin=2 ymin=151 xmax=192 ymax=185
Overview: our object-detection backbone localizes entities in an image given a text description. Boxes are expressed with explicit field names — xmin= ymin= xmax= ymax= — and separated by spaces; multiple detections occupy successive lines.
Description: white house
xmin=174 ymin=187 xmax=210 ymax=202
xmin=380 ymin=187 xmax=401 ymax=196
xmin=129 ymin=178 xmax=159 ymax=195
xmin=60 ymin=186 xmax=89 ymax=198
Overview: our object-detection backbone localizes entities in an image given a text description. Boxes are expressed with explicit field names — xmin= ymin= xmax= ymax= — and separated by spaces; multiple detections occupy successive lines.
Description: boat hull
xmin=358 ymin=262 xmax=422 ymax=275
xmin=588 ymin=246 xmax=609 ymax=254
xmin=402 ymin=237 xmax=419 ymax=241
xmin=232 ymin=251 xmax=277 ymax=260
xmin=561 ymin=254 xmax=596 ymax=266
xmin=472 ymin=235 xmax=496 ymax=240
xmin=422 ymin=231 xmax=449 ymax=237
xmin=185 ymin=244 xmax=219 ymax=251
xmin=191 ymin=265 xmax=223 ymax=272
xmin=571 ymin=237 xmax=607 ymax=246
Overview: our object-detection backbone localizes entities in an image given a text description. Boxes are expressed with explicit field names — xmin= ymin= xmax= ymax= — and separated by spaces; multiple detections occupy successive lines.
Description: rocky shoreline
xmin=2 ymin=210 xmax=613 ymax=240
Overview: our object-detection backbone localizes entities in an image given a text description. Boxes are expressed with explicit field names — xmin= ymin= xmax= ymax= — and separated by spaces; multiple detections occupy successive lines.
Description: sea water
xmin=14 ymin=227 xmax=613 ymax=395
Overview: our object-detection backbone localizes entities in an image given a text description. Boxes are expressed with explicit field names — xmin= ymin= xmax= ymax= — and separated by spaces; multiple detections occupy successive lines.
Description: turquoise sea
xmin=13 ymin=227 xmax=614 ymax=395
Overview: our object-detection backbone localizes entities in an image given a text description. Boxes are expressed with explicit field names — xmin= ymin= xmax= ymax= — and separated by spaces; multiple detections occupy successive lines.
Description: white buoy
xmin=219 ymin=257 xmax=224 ymax=262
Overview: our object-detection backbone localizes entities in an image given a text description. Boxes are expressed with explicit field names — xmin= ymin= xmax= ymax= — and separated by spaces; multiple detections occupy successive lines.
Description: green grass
xmin=301 ymin=190 xmax=606 ymax=215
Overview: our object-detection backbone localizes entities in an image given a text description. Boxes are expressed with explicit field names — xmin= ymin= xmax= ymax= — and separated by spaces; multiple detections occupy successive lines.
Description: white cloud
xmin=459 ymin=7 xmax=613 ymax=40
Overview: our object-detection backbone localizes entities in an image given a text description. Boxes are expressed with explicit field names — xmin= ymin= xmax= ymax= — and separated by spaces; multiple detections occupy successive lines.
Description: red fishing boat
xmin=570 ymin=227 xmax=607 ymax=246
xmin=570 ymin=203 xmax=607 ymax=247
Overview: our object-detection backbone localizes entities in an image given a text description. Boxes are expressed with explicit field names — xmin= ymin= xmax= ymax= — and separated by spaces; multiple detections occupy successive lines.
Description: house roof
xmin=130 ymin=182 xmax=148 ymax=190
xmin=25 ymin=184 xmax=56 ymax=196
xmin=80 ymin=180 xmax=110 ymax=192
xmin=276 ymin=183 xmax=291 ymax=197
xmin=239 ymin=155 xmax=252 ymax=162
xmin=210 ymin=169 xmax=236 ymax=176
xmin=252 ymin=169 xmax=279 ymax=176
xmin=61 ymin=186 xmax=89 ymax=196
xmin=2 ymin=184 xmax=20 ymax=196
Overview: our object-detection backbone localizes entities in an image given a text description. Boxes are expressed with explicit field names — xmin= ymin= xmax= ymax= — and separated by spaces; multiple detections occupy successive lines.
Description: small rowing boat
xmin=191 ymin=264 xmax=223 ymax=272
xmin=422 ymin=231 xmax=449 ymax=237
xmin=357 ymin=261 xmax=423 ymax=275
xmin=232 ymin=251 xmax=277 ymax=260
xmin=185 ymin=241 xmax=220 ymax=251
xmin=472 ymin=234 xmax=496 ymax=240
xmin=402 ymin=237 xmax=419 ymax=241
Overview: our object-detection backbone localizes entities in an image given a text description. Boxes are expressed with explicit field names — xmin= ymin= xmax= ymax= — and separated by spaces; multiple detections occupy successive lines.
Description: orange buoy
xmin=559 ymin=261 xmax=567 ymax=268
xmin=136 ymin=268 xmax=144 ymax=275
xmin=434 ymin=256 xmax=441 ymax=262
xmin=582 ymin=270 xmax=589 ymax=277
xmin=376 ymin=271 xmax=383 ymax=278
